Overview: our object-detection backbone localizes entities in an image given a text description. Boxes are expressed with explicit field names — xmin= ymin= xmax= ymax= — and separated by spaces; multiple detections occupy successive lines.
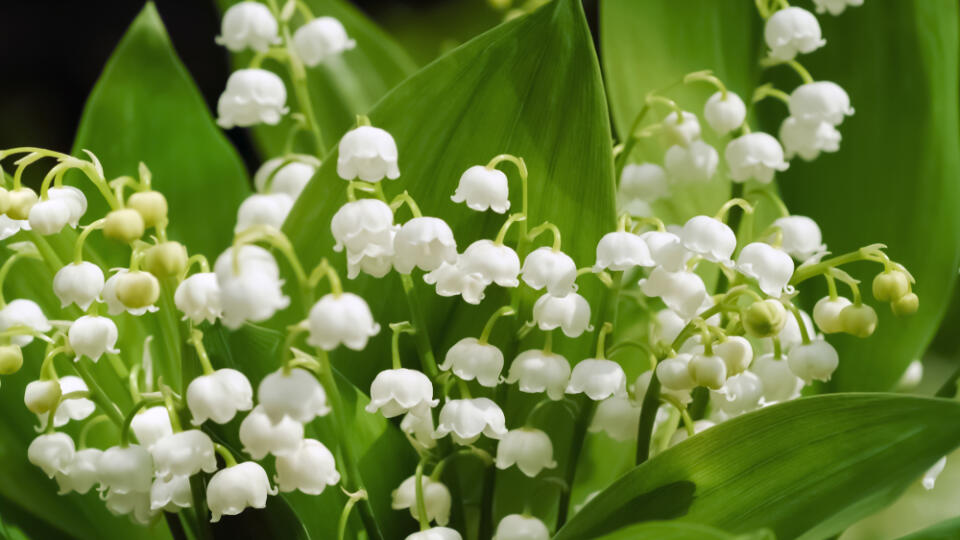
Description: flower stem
xmin=414 ymin=459 xmax=430 ymax=531
xmin=478 ymin=306 xmax=516 ymax=344
xmin=399 ymin=274 xmax=439 ymax=378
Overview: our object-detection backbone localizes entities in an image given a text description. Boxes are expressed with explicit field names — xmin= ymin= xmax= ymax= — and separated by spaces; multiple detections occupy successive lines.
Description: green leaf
xmin=216 ymin=0 xmax=417 ymax=157
xmin=897 ymin=516 xmax=960 ymax=540
xmin=594 ymin=521 xmax=774 ymax=540
xmin=554 ymin=394 xmax=960 ymax=540
xmin=766 ymin=0 xmax=960 ymax=391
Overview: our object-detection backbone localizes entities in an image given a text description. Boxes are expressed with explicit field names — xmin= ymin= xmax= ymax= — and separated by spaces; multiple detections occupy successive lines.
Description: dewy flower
xmin=703 ymin=91 xmax=747 ymax=135
xmin=589 ymin=396 xmax=640 ymax=442
xmin=764 ymin=6 xmax=826 ymax=61
xmin=779 ymin=116 xmax=841 ymax=161
xmin=664 ymin=140 xmax=719 ymax=183
xmin=434 ymin=398 xmax=507 ymax=445
xmin=254 ymin=156 xmax=320 ymax=199
xmin=789 ymin=81 xmax=854 ymax=126
xmin=28 ymin=198 xmax=72 ymax=235
xmin=812 ymin=0 xmax=863 ymax=16
xmin=151 ymin=430 xmax=218 ymax=480
xmin=257 ymin=367 xmax=330 ymax=423
xmin=367 ymin=368 xmax=438 ymax=418
xmin=292 ymin=17 xmax=356 ymax=67
xmin=594 ymin=231 xmax=654 ymax=272
xmin=337 ymin=125 xmax=400 ymax=182
xmin=98 ymin=444 xmax=154 ymax=495
xmin=234 ymin=193 xmax=294 ymax=233
xmin=640 ymin=267 xmax=707 ymax=320
xmin=750 ymin=354 xmax=803 ymax=403
xmin=440 ymin=337 xmax=504 ymax=388
xmin=661 ymin=111 xmax=701 ymax=147
xmin=215 ymin=245 xmax=289 ymax=329
xmin=495 ymin=428 xmax=557 ymax=477
xmin=38 ymin=376 xmax=94 ymax=429
xmin=566 ymin=359 xmax=627 ymax=401
xmin=275 ymin=439 xmax=341 ymax=495
xmin=53 ymin=261 xmax=104 ymax=310
xmin=725 ymin=132 xmax=789 ymax=184
xmin=813 ymin=295 xmax=851 ymax=334
xmin=239 ymin=405 xmax=304 ymax=459
xmin=175 ymin=272 xmax=222 ymax=324
xmin=505 ymin=349 xmax=571 ymax=400
xmin=215 ymin=1 xmax=279 ymax=52
xmin=68 ymin=315 xmax=119 ymax=361
xmin=736 ymin=242 xmax=795 ymax=297
xmin=424 ymin=260 xmax=488 ymax=305
xmin=681 ymin=215 xmax=737 ymax=263
xmin=28 ymin=432 xmax=75 ymax=478
xmin=306 ymin=292 xmax=380 ymax=350
xmin=55 ymin=447 xmax=102 ymax=495
xmin=131 ymin=406 xmax=174 ymax=450
xmin=0 ymin=299 xmax=51 ymax=346
xmin=656 ymin=353 xmax=696 ymax=391
xmin=151 ymin=476 xmax=192 ymax=513
xmin=521 ymin=247 xmax=577 ymax=296
xmin=207 ymin=462 xmax=277 ymax=522
xmin=532 ymin=292 xmax=592 ymax=338
xmin=406 ymin=528 xmax=463 ymax=540
xmin=452 ymin=165 xmax=510 ymax=213
xmin=772 ymin=215 xmax=825 ymax=261
xmin=216 ymin=69 xmax=288 ymax=128
xmin=393 ymin=475 xmax=452 ymax=526
xmin=459 ymin=239 xmax=521 ymax=287
xmin=619 ymin=163 xmax=669 ymax=203
xmin=393 ymin=217 xmax=458 ymax=274
xmin=787 ymin=340 xmax=839 ymax=383
xmin=103 ymin=269 xmax=159 ymax=316
xmin=493 ymin=514 xmax=550 ymax=540
xmin=187 ymin=368 xmax=254 ymax=425
xmin=712 ymin=371 xmax=764 ymax=416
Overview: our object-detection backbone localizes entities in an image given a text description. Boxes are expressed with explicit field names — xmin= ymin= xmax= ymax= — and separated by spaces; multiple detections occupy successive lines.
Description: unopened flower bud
xmin=0 ymin=345 xmax=23 ymax=375
xmin=7 ymin=187 xmax=38 ymax=220
xmin=115 ymin=270 xmax=160 ymax=309
xmin=813 ymin=296 xmax=851 ymax=334
xmin=892 ymin=293 xmax=919 ymax=317
xmin=872 ymin=270 xmax=910 ymax=303
xmin=128 ymin=191 xmax=169 ymax=229
xmin=839 ymin=303 xmax=878 ymax=338
xmin=25 ymin=379 xmax=62 ymax=415
xmin=103 ymin=208 xmax=145 ymax=243
xmin=689 ymin=353 xmax=727 ymax=390
xmin=743 ymin=299 xmax=788 ymax=338
xmin=143 ymin=241 xmax=188 ymax=277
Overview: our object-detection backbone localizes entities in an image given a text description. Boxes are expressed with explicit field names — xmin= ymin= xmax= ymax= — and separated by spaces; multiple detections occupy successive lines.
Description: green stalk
xmin=399 ymin=274 xmax=439 ymax=377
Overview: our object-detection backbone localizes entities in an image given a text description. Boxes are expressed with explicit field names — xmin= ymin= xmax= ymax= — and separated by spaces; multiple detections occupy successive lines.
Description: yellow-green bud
xmin=0 ymin=187 xmax=10 ymax=215
xmin=24 ymin=379 xmax=61 ymax=415
xmin=6 ymin=187 xmax=38 ymax=220
xmin=0 ymin=345 xmax=23 ymax=375
xmin=128 ymin=191 xmax=168 ymax=229
xmin=891 ymin=292 xmax=919 ymax=317
xmin=872 ymin=270 xmax=910 ymax=302
xmin=839 ymin=303 xmax=878 ymax=338
xmin=115 ymin=270 xmax=160 ymax=309
xmin=144 ymin=241 xmax=188 ymax=277
xmin=742 ymin=299 xmax=788 ymax=338
xmin=103 ymin=208 xmax=145 ymax=243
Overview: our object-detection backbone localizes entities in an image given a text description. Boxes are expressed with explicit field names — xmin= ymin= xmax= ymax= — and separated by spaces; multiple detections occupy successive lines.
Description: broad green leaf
xmin=216 ymin=0 xmax=417 ymax=158
xmin=554 ymin=394 xmax=960 ymax=540
xmin=897 ymin=516 xmax=960 ymax=540
xmin=766 ymin=0 xmax=960 ymax=391
xmin=595 ymin=521 xmax=774 ymax=540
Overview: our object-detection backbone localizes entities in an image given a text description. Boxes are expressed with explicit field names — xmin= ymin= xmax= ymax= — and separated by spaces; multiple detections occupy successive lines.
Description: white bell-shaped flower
xmin=434 ymin=398 xmax=507 ymax=445
xmin=688 ymin=353 xmax=727 ymax=390
xmin=424 ymin=260 xmax=487 ymax=304
xmin=38 ymin=376 xmax=94 ymax=429
xmin=459 ymin=240 xmax=520 ymax=287
xmin=923 ymin=457 xmax=947 ymax=491
xmin=0 ymin=215 xmax=29 ymax=242
xmin=639 ymin=231 xmax=688 ymax=272
xmin=275 ymin=439 xmax=341 ymax=495
xmin=47 ymin=186 xmax=87 ymax=227
xmin=216 ymin=1 xmax=279 ymax=52
xmin=68 ymin=315 xmax=118 ymax=361
xmin=657 ymin=353 xmax=696 ymax=391
xmin=337 ymin=125 xmax=400 ymax=182
xmin=532 ymin=292 xmax=592 ymax=338
xmin=131 ymin=406 xmax=174 ymax=450
xmin=151 ymin=430 xmax=218 ymax=480
xmin=664 ymin=140 xmax=718 ymax=183
xmin=505 ymin=349 xmax=571 ymax=400
xmin=594 ymin=231 xmax=654 ymax=271
xmin=292 ymin=17 xmax=355 ymax=67
xmin=393 ymin=217 xmax=458 ymax=274
xmin=653 ymin=308 xmax=686 ymax=345
xmin=254 ymin=156 xmax=319 ymax=199
xmin=787 ymin=339 xmax=839 ymax=383
xmin=789 ymin=81 xmax=854 ymax=126
xmin=216 ymin=69 xmax=288 ymax=128
xmin=712 ymin=371 xmax=763 ymax=416
xmin=714 ymin=336 xmax=754 ymax=376
xmin=736 ymin=242 xmax=794 ymax=297
xmin=214 ymin=245 xmax=289 ymax=329
xmin=207 ymin=462 xmax=277 ymax=522
xmin=496 ymin=428 xmax=557 ymax=477
xmin=392 ymin=475 xmax=451 ymax=526
xmin=813 ymin=295 xmax=851 ymax=334
xmin=175 ymin=272 xmax=222 ymax=324
xmin=53 ymin=261 xmax=104 ymax=310
xmin=439 ymin=337 xmax=504 ymax=387
xmin=452 ymin=165 xmax=510 ymax=213
xmin=620 ymin=197 xmax=652 ymax=218
xmin=812 ymin=0 xmax=863 ymax=16
xmin=187 ymin=368 xmax=254 ymax=425
xmin=620 ymin=163 xmax=669 ymax=203
xmin=346 ymin=235 xmax=396 ymax=279
xmin=55 ymin=447 xmax=102 ymax=495
xmin=234 ymin=193 xmax=294 ymax=233
xmin=636 ymin=368 xmax=695 ymax=404
xmin=772 ymin=215 xmax=825 ymax=261
xmin=0 ymin=299 xmax=51 ymax=346
xmin=258 ymin=367 xmax=330 ymax=423
xmin=493 ymin=514 xmax=550 ymax=540
xmin=681 ymin=215 xmax=737 ymax=264
xmin=725 ymin=132 xmax=789 ymax=184
xmin=25 ymin=379 xmax=61 ymax=416
xmin=239 ymin=405 xmax=304 ymax=459
xmin=640 ymin=267 xmax=707 ymax=320
xmin=151 ymin=476 xmax=193 ymax=513
xmin=779 ymin=117 xmax=841 ymax=161
xmin=566 ymin=359 xmax=627 ymax=400
xmin=406 ymin=528 xmax=462 ymax=540
xmin=669 ymin=419 xmax=716 ymax=447
xmin=98 ymin=444 xmax=153 ymax=494
xmin=306 ymin=292 xmax=380 ymax=351
xmin=589 ymin=396 xmax=640 ymax=442
xmin=102 ymin=269 xmax=159 ymax=317
xmin=28 ymin=432 xmax=75 ymax=478
xmin=704 ymin=91 xmax=747 ymax=135
xmin=661 ymin=111 xmax=701 ymax=147
xmin=331 ymin=198 xmax=396 ymax=254
xmin=28 ymin=199 xmax=72 ymax=235
xmin=764 ymin=7 xmax=826 ymax=61
xmin=771 ymin=308 xmax=816 ymax=354
xmin=521 ymin=247 xmax=577 ymax=296
xmin=751 ymin=354 xmax=803 ymax=403
xmin=401 ymin=410 xmax=437 ymax=450
xmin=367 ymin=368 xmax=437 ymax=418
xmin=104 ymin=490 xmax=155 ymax=524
